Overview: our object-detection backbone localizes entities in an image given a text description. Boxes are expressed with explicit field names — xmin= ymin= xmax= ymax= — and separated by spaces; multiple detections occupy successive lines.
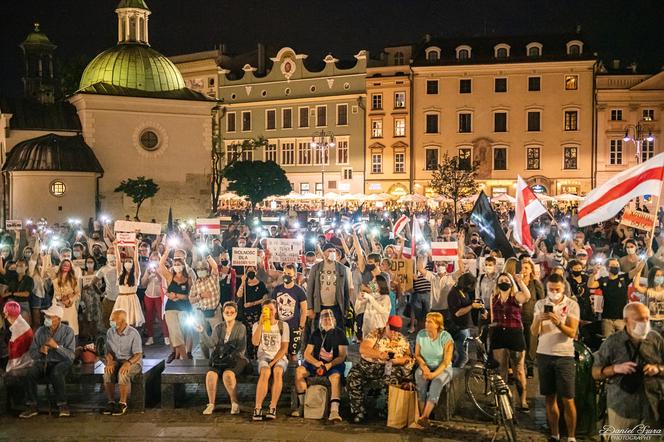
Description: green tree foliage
xmin=224 ymin=160 xmax=292 ymax=208
xmin=114 ymin=176 xmax=160 ymax=220
xmin=429 ymin=152 xmax=480 ymax=223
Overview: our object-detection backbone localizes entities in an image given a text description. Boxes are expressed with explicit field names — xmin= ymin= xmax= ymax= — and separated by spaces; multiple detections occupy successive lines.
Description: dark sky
xmin=2 ymin=0 xmax=663 ymax=96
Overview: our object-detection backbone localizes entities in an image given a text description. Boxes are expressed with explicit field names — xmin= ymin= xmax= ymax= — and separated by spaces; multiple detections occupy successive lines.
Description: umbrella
xmin=324 ymin=192 xmax=341 ymax=200
xmin=491 ymin=193 xmax=516 ymax=204
xmin=433 ymin=195 xmax=454 ymax=203
xmin=398 ymin=194 xmax=427 ymax=203
xmin=554 ymin=193 xmax=584 ymax=202
xmin=301 ymin=192 xmax=321 ymax=200
xmin=276 ymin=191 xmax=304 ymax=200
xmin=536 ymin=193 xmax=555 ymax=202
xmin=460 ymin=194 xmax=480 ymax=204
xmin=365 ymin=193 xmax=387 ymax=201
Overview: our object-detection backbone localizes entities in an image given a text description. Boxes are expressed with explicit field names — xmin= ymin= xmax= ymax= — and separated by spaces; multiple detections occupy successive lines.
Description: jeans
xmin=453 ymin=328 xmax=470 ymax=368
xmin=25 ymin=360 xmax=73 ymax=406
xmin=415 ymin=366 xmax=453 ymax=404
xmin=144 ymin=296 xmax=169 ymax=339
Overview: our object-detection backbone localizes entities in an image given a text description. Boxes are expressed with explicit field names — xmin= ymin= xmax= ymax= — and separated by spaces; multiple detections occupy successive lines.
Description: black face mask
xmin=247 ymin=271 xmax=256 ymax=279
xmin=609 ymin=267 xmax=620 ymax=275
xmin=365 ymin=264 xmax=376 ymax=272
xmin=282 ymin=275 xmax=293 ymax=285
xmin=497 ymin=282 xmax=512 ymax=292
xmin=571 ymin=269 xmax=583 ymax=277
xmin=220 ymin=260 xmax=229 ymax=267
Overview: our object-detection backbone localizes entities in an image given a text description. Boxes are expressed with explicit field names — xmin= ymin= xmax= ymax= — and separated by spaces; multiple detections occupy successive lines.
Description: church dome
xmin=20 ymin=23 xmax=55 ymax=48
xmin=79 ymin=43 xmax=186 ymax=93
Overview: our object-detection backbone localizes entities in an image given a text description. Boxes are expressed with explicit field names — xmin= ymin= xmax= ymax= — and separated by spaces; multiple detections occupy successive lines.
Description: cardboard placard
xmin=621 ymin=209 xmax=656 ymax=232
xmin=196 ymin=218 xmax=221 ymax=234
xmin=5 ymin=220 xmax=22 ymax=231
xmin=390 ymin=258 xmax=414 ymax=292
xmin=116 ymin=232 xmax=136 ymax=246
xmin=231 ymin=247 xmax=258 ymax=266
xmin=265 ymin=238 xmax=303 ymax=263
xmin=114 ymin=220 xmax=161 ymax=235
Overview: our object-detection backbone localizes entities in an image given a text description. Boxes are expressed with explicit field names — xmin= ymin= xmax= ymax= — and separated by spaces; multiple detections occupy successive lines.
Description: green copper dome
xmin=21 ymin=23 xmax=55 ymax=48
xmin=79 ymin=44 xmax=186 ymax=93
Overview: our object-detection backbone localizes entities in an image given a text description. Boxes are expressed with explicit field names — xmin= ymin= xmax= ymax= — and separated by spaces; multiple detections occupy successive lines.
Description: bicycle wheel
xmin=497 ymin=391 xmax=517 ymax=442
xmin=465 ymin=364 xmax=496 ymax=420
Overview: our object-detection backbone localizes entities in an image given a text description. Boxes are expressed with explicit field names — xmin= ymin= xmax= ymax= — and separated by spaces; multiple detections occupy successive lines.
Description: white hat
xmin=42 ymin=304 xmax=64 ymax=318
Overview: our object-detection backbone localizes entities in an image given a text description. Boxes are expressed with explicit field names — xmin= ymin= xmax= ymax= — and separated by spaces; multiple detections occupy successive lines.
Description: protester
xmin=113 ymin=245 xmax=145 ymax=328
xmin=270 ymin=263 xmax=307 ymax=362
xmin=589 ymin=257 xmax=630 ymax=338
xmin=237 ymin=265 xmax=269 ymax=359
xmin=305 ymin=243 xmax=350 ymax=329
xmin=3 ymin=301 xmax=34 ymax=379
xmin=141 ymin=251 xmax=168 ymax=346
xmin=355 ymin=274 xmax=391 ymax=336
xmin=447 ymin=273 xmax=481 ymax=368
xmin=633 ymin=263 xmax=664 ymax=334
xmin=158 ymin=246 xmax=191 ymax=362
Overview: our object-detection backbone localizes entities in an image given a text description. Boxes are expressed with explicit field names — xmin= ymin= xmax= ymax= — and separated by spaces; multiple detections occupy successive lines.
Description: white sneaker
xmin=145 ymin=337 xmax=154 ymax=346
xmin=328 ymin=409 xmax=342 ymax=422
xmin=164 ymin=337 xmax=170 ymax=346
xmin=230 ymin=402 xmax=240 ymax=415
xmin=203 ymin=404 xmax=215 ymax=415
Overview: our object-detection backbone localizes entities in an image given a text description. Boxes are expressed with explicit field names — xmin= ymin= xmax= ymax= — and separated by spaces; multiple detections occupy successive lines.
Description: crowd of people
xmin=0 ymin=205 xmax=663 ymax=439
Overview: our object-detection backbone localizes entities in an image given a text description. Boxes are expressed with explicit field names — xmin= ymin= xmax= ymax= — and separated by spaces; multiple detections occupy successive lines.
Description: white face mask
xmin=198 ymin=270 xmax=208 ymax=278
xmin=123 ymin=262 xmax=133 ymax=271
xmin=107 ymin=257 xmax=116 ymax=266
xmin=173 ymin=265 xmax=184 ymax=273
xmin=547 ymin=290 xmax=563 ymax=302
xmin=626 ymin=247 xmax=636 ymax=255
xmin=630 ymin=320 xmax=651 ymax=340
xmin=327 ymin=252 xmax=337 ymax=262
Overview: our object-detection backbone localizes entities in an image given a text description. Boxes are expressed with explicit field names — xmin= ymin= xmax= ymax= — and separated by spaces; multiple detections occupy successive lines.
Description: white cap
xmin=42 ymin=304 xmax=64 ymax=319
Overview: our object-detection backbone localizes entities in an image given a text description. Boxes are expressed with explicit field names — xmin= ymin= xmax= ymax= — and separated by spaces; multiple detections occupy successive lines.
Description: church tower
xmin=115 ymin=0 xmax=151 ymax=45
xmin=19 ymin=22 xmax=56 ymax=104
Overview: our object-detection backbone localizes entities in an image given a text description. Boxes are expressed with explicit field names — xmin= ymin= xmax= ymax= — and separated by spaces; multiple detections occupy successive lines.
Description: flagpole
xmin=647 ymin=187 xmax=662 ymax=254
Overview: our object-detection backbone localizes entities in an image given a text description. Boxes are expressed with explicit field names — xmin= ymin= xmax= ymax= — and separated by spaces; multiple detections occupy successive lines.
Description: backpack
xmin=304 ymin=384 xmax=329 ymax=419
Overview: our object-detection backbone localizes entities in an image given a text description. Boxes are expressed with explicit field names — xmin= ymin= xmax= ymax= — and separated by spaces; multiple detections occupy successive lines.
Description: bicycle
xmin=464 ymin=335 xmax=517 ymax=442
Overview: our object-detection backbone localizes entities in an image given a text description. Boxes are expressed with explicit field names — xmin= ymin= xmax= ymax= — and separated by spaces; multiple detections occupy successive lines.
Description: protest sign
xmin=114 ymin=220 xmax=161 ymax=235
xmin=389 ymin=258 xmax=414 ymax=292
xmin=265 ymin=238 xmax=303 ymax=263
xmin=620 ymin=209 xmax=656 ymax=232
xmin=116 ymin=232 xmax=136 ymax=246
xmin=232 ymin=247 xmax=258 ymax=266
xmin=5 ymin=220 xmax=22 ymax=231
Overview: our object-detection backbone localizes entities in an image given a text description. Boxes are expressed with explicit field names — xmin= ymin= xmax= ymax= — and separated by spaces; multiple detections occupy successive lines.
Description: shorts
xmin=409 ymin=292 xmax=430 ymax=320
xmin=303 ymin=362 xmax=344 ymax=378
xmin=288 ymin=326 xmax=303 ymax=356
xmin=29 ymin=293 xmax=50 ymax=310
xmin=490 ymin=327 xmax=526 ymax=352
xmin=209 ymin=357 xmax=249 ymax=377
xmin=257 ymin=357 xmax=288 ymax=372
xmin=536 ymin=354 xmax=575 ymax=398
xmin=103 ymin=360 xmax=141 ymax=385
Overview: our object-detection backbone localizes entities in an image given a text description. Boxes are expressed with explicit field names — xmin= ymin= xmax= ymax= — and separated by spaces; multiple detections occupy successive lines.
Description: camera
xmin=387 ymin=351 xmax=395 ymax=360
xmin=544 ymin=305 xmax=554 ymax=314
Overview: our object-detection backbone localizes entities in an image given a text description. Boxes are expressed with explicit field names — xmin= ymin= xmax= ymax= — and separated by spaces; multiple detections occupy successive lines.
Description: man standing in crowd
xmin=589 ymin=258 xmax=631 ymax=337
xmin=271 ymin=263 xmax=307 ymax=361
xmin=306 ymin=243 xmax=350 ymax=329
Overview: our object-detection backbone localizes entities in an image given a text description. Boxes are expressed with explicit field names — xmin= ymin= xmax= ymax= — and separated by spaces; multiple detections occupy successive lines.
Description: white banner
xmin=116 ymin=232 xmax=136 ymax=246
xmin=265 ymin=238 xmax=303 ymax=263
xmin=114 ymin=220 xmax=161 ymax=235
xmin=5 ymin=220 xmax=22 ymax=231
xmin=231 ymin=247 xmax=258 ymax=266
xmin=196 ymin=218 xmax=221 ymax=234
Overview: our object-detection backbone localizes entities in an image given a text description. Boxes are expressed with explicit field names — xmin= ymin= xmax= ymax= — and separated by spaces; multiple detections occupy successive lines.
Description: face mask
xmin=655 ymin=276 xmax=664 ymax=286
xmin=220 ymin=260 xmax=229 ymax=267
xmin=327 ymin=252 xmax=337 ymax=262
xmin=571 ymin=269 xmax=583 ymax=277
xmin=437 ymin=265 xmax=446 ymax=274
xmin=173 ymin=265 xmax=184 ymax=273
xmin=497 ymin=282 xmax=512 ymax=292
xmin=247 ymin=271 xmax=256 ymax=279
xmin=86 ymin=263 xmax=95 ymax=270
xmin=626 ymin=248 xmax=636 ymax=255
xmin=485 ymin=265 xmax=495 ymax=274
xmin=74 ymin=251 xmax=82 ymax=258
xmin=110 ymin=320 xmax=117 ymax=330
xmin=609 ymin=266 xmax=620 ymax=275
xmin=44 ymin=317 xmax=53 ymax=327
xmin=107 ymin=257 xmax=116 ymax=266
xmin=631 ymin=320 xmax=651 ymax=340
xmin=198 ymin=270 xmax=208 ymax=278
xmin=124 ymin=262 xmax=133 ymax=271
xmin=547 ymin=291 xmax=563 ymax=302
xmin=365 ymin=263 xmax=375 ymax=272
xmin=282 ymin=275 xmax=293 ymax=285
xmin=16 ymin=267 xmax=26 ymax=275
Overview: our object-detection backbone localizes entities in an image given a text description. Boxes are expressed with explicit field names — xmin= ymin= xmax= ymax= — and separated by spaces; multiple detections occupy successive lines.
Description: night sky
xmin=1 ymin=0 xmax=663 ymax=97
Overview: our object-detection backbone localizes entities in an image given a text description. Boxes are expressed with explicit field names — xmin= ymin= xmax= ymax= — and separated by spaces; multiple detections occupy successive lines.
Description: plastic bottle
xmin=262 ymin=306 xmax=271 ymax=332
xmin=384 ymin=360 xmax=393 ymax=376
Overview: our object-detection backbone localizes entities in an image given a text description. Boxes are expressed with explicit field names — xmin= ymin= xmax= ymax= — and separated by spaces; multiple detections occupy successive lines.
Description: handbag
xmin=387 ymin=384 xmax=421 ymax=429
xmin=209 ymin=342 xmax=237 ymax=371
xmin=6 ymin=352 xmax=33 ymax=372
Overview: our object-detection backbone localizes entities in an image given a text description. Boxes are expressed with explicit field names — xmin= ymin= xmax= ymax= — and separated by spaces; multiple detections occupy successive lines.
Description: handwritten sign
xmin=231 ymin=247 xmax=258 ymax=266
xmin=116 ymin=232 xmax=136 ymax=246
xmin=114 ymin=220 xmax=161 ymax=235
xmin=621 ymin=209 xmax=656 ymax=232
xmin=5 ymin=220 xmax=22 ymax=231
xmin=265 ymin=238 xmax=303 ymax=263
xmin=389 ymin=258 xmax=414 ymax=292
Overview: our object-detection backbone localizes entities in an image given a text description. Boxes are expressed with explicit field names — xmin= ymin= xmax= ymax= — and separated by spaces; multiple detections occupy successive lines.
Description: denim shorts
xmin=29 ymin=293 xmax=51 ymax=310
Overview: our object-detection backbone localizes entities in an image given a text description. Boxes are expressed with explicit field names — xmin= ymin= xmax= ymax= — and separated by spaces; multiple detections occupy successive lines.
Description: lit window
xmin=425 ymin=148 xmax=438 ymax=171
xmin=50 ymin=180 xmax=66 ymax=197
xmin=564 ymin=146 xmax=578 ymax=169
xmin=394 ymin=91 xmax=406 ymax=109
xmin=393 ymin=51 xmax=405 ymax=65
xmin=394 ymin=118 xmax=406 ymax=137
xmin=371 ymin=119 xmax=383 ymax=138
xmin=336 ymin=139 xmax=349 ymax=165
xmin=281 ymin=142 xmax=295 ymax=165
xmin=527 ymin=147 xmax=540 ymax=170
xmin=371 ymin=153 xmax=383 ymax=174
xmin=565 ymin=75 xmax=578 ymax=90
xmin=394 ymin=152 xmax=406 ymax=173
xmin=565 ymin=111 xmax=578 ymax=131
xmin=139 ymin=130 xmax=159 ymax=151
xmin=458 ymin=148 xmax=472 ymax=170
xmin=643 ymin=109 xmax=655 ymax=121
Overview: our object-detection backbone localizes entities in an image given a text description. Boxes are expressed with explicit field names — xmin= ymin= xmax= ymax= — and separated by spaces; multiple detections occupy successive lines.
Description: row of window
xmin=225 ymin=138 xmax=351 ymax=166
xmin=609 ymin=139 xmax=656 ymax=165
xmin=609 ymin=108 xmax=656 ymax=122
xmin=370 ymin=91 xmax=407 ymax=110
xmin=423 ymin=40 xmax=583 ymax=63
xmin=423 ymin=75 xmax=578 ymax=96
xmin=226 ymin=104 xmax=349 ymax=132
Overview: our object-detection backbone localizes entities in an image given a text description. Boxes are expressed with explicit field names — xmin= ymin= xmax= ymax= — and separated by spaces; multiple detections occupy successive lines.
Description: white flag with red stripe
xmin=196 ymin=218 xmax=221 ymax=234
xmin=514 ymin=175 xmax=548 ymax=253
xmin=392 ymin=214 xmax=409 ymax=238
xmin=578 ymin=153 xmax=664 ymax=227
xmin=431 ymin=242 xmax=459 ymax=262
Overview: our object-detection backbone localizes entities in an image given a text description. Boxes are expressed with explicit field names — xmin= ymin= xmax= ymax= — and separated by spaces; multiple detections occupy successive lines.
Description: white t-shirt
xmin=534 ymin=296 xmax=580 ymax=357
xmin=252 ymin=321 xmax=290 ymax=361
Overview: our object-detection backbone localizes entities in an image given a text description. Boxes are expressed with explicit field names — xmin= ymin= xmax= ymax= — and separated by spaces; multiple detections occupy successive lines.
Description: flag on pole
xmin=579 ymin=153 xmax=664 ymax=227
xmin=514 ymin=175 xmax=548 ymax=254
xmin=470 ymin=191 xmax=516 ymax=258
xmin=393 ymin=214 xmax=409 ymax=238
xmin=196 ymin=218 xmax=221 ymax=234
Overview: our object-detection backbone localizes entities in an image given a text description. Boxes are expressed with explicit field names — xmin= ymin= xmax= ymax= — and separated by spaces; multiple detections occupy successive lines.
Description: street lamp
xmin=311 ymin=129 xmax=335 ymax=211
xmin=623 ymin=120 xmax=655 ymax=164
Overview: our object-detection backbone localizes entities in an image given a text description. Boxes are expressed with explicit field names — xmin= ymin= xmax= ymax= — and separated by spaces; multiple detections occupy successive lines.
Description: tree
xmin=224 ymin=160 xmax=292 ymax=209
xmin=114 ymin=176 xmax=160 ymax=220
xmin=429 ymin=152 xmax=480 ymax=224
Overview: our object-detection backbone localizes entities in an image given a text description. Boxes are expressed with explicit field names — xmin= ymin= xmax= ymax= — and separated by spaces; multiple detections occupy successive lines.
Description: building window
xmin=527 ymin=147 xmax=540 ymax=170
xmin=316 ymin=105 xmax=327 ymax=127
xmin=458 ymin=148 xmax=472 ymax=170
xmin=527 ymin=111 xmax=541 ymax=131
xmin=298 ymin=141 xmax=312 ymax=165
xmin=426 ymin=80 xmax=439 ymax=95
xmin=49 ymin=180 xmax=66 ymax=197
xmin=495 ymin=78 xmax=507 ymax=93
xmin=139 ymin=130 xmax=159 ymax=151
xmin=459 ymin=79 xmax=471 ymax=94
xmin=394 ymin=118 xmax=406 ymax=137
xmin=281 ymin=142 xmax=295 ymax=165
xmin=394 ymin=51 xmax=405 ymax=65
xmin=371 ymin=93 xmax=383 ymax=110
xmin=568 ymin=44 xmax=581 ymax=55
xmin=300 ymin=183 xmax=310 ymax=193
xmin=371 ymin=119 xmax=383 ymax=138
xmin=342 ymin=168 xmax=353 ymax=180
xmin=371 ymin=153 xmax=383 ymax=174
xmin=266 ymin=109 xmax=276 ymax=130
xmin=425 ymin=114 xmax=439 ymax=134
xmin=642 ymin=139 xmax=655 ymax=162
xmin=528 ymin=76 xmax=541 ymax=91
xmin=458 ymin=113 xmax=472 ymax=133
xmin=457 ymin=48 xmax=470 ymax=60
xmin=241 ymin=111 xmax=251 ymax=131
xmin=265 ymin=143 xmax=278 ymax=162
xmin=565 ymin=75 xmax=578 ymax=90
xmin=494 ymin=112 xmax=507 ymax=132
xmin=643 ymin=109 xmax=655 ymax=121
xmin=337 ymin=104 xmax=348 ymax=126
xmin=564 ymin=146 xmax=578 ymax=169
xmin=495 ymin=47 xmax=509 ymax=59
xmin=226 ymin=143 xmax=253 ymax=165
xmin=425 ymin=148 xmax=439 ymax=171
xmin=394 ymin=152 xmax=406 ymax=173
xmin=227 ymin=112 xmax=236 ymax=132
xmin=564 ymin=110 xmax=578 ymax=131
xmin=610 ymin=140 xmax=623 ymax=165
xmin=312 ymin=143 xmax=329 ymax=166
xmin=336 ymin=139 xmax=349 ymax=165
xmin=528 ymin=46 xmax=541 ymax=57
xmin=426 ymin=48 xmax=440 ymax=63
xmin=299 ymin=107 xmax=309 ymax=128
xmin=282 ymin=108 xmax=292 ymax=129
xmin=394 ymin=91 xmax=406 ymax=108
xmin=610 ymin=109 xmax=623 ymax=121
xmin=493 ymin=147 xmax=507 ymax=170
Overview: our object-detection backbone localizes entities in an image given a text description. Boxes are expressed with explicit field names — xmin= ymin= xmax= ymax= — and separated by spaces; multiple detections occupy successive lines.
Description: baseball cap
xmin=387 ymin=315 xmax=403 ymax=330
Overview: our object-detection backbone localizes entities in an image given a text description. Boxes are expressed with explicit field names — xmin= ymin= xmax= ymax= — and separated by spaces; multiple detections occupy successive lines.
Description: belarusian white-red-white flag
xmin=430 ymin=242 xmax=459 ymax=261
xmin=579 ymin=153 xmax=664 ymax=227
xmin=514 ymin=175 xmax=548 ymax=254
xmin=392 ymin=214 xmax=409 ymax=238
